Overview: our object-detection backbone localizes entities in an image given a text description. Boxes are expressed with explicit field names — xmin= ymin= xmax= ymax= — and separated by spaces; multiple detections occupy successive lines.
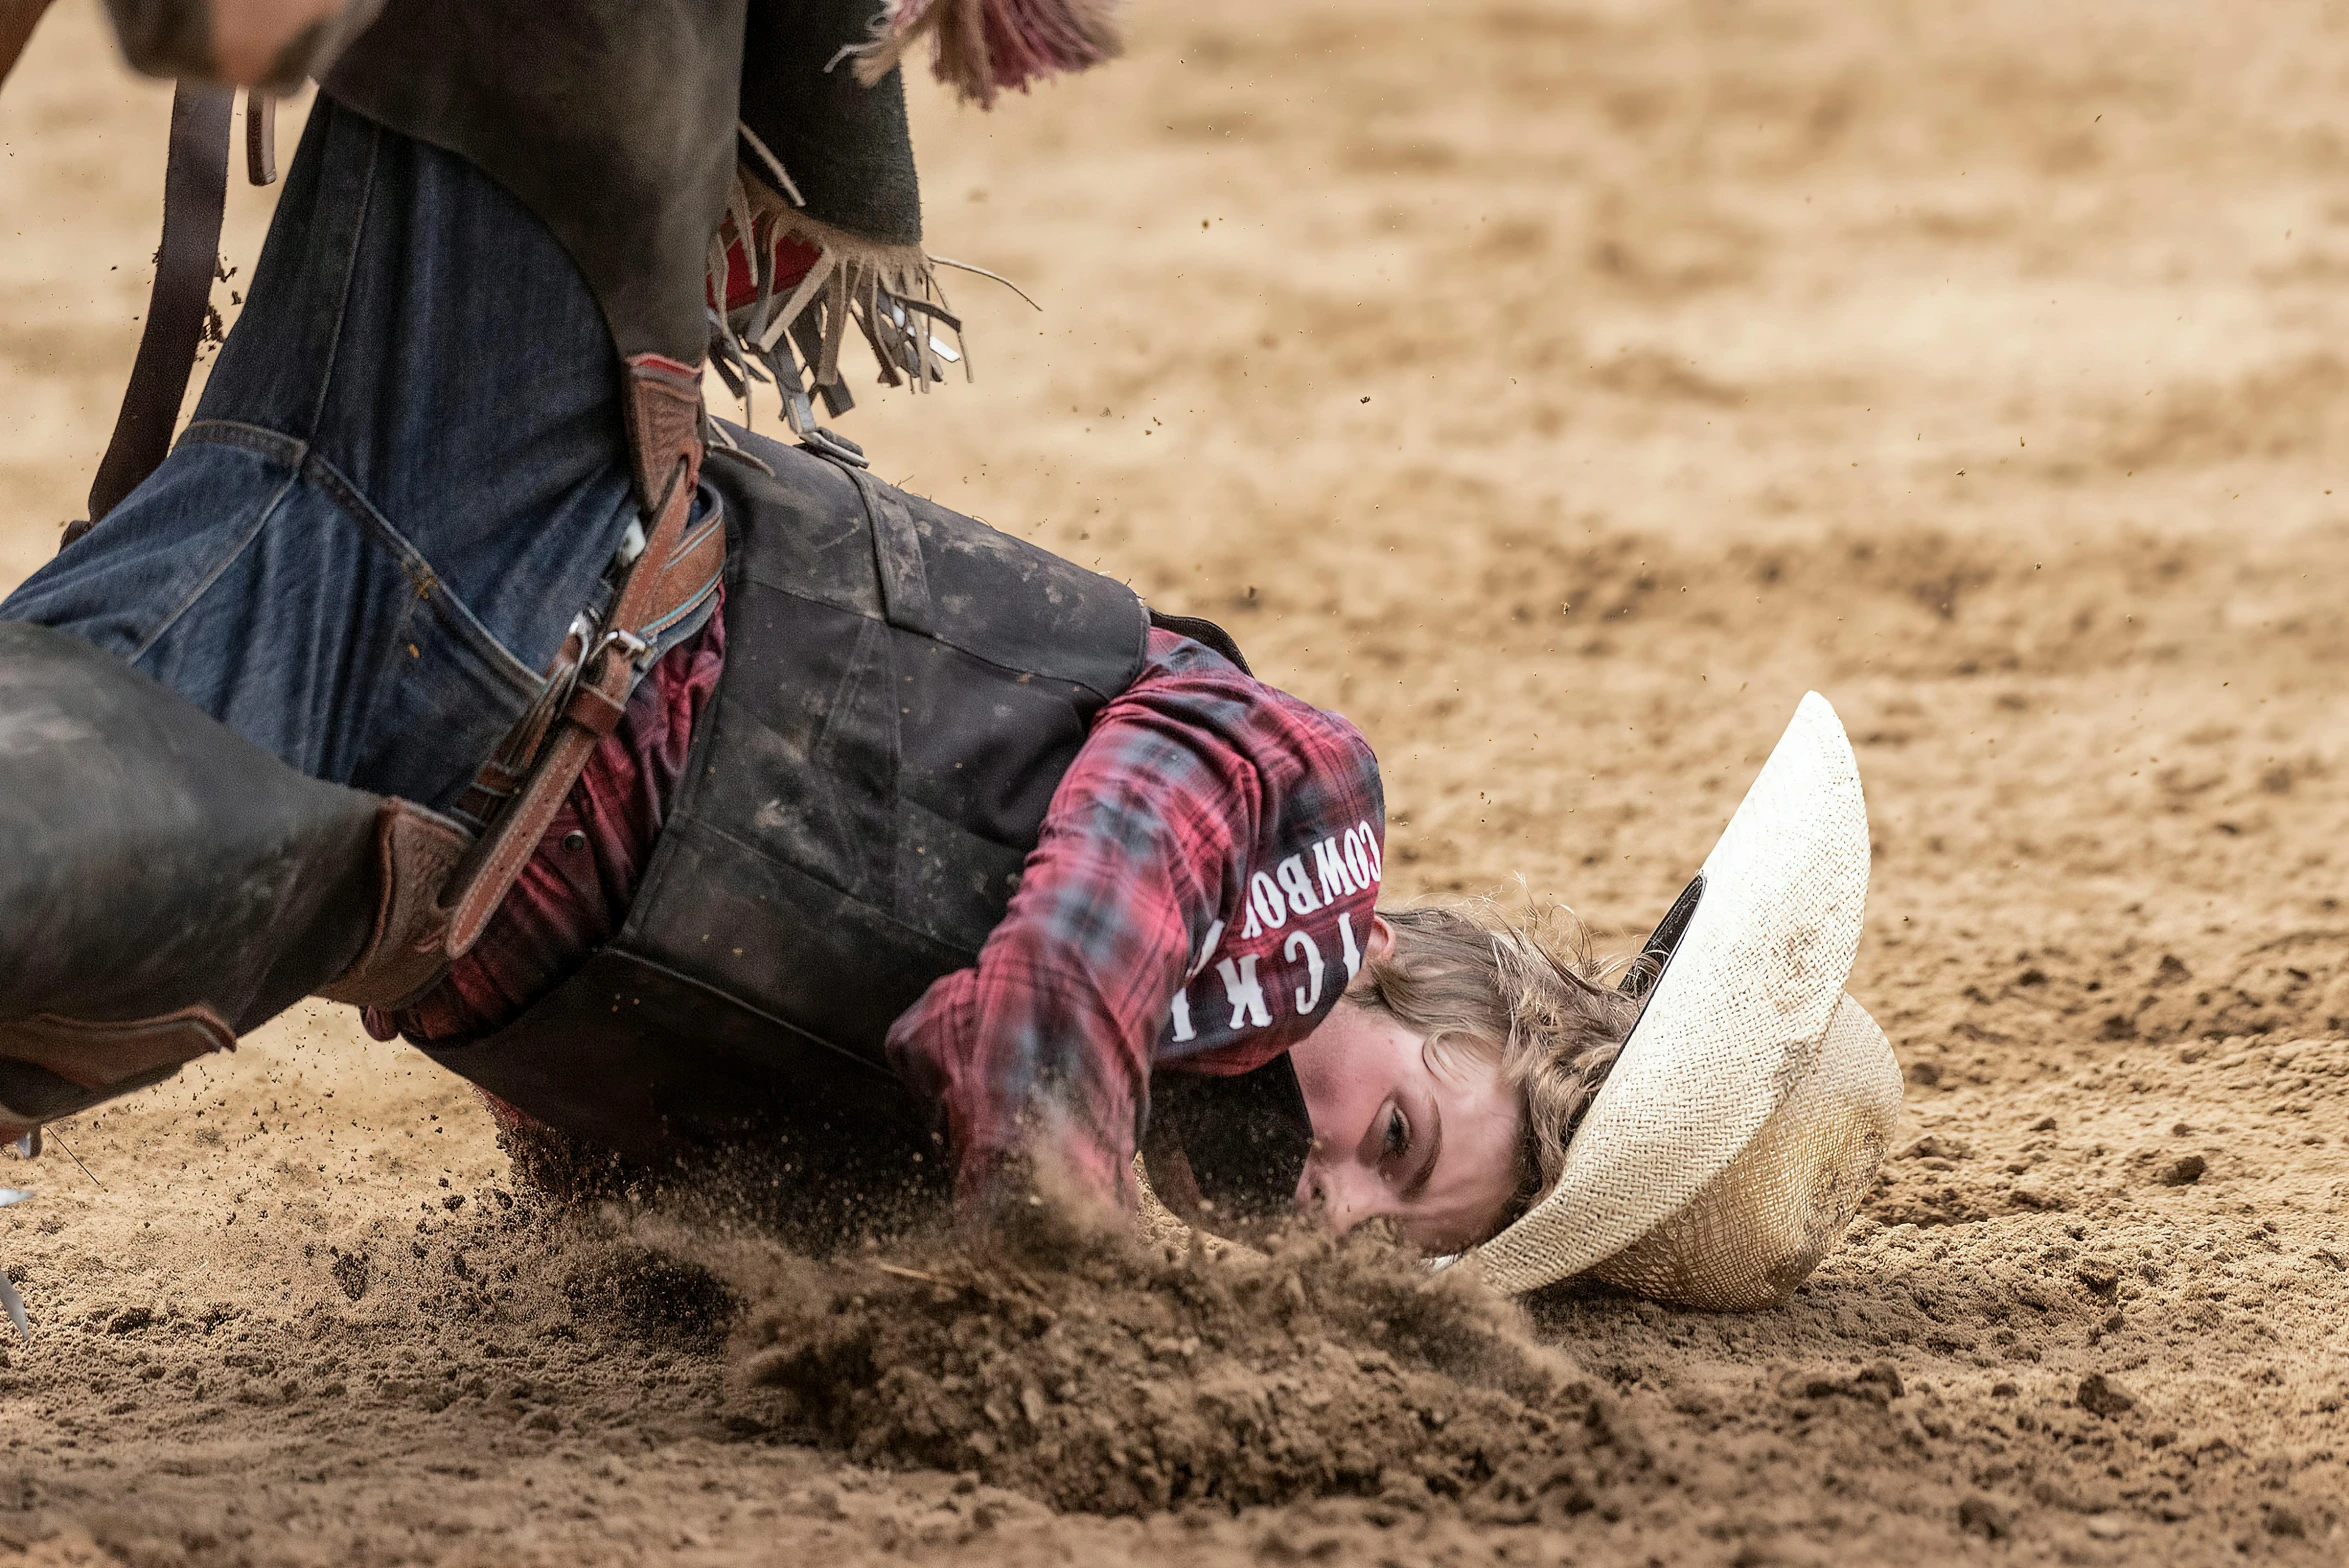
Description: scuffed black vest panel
xmin=638 ymin=441 xmax=1149 ymax=1044
xmin=420 ymin=432 xmax=1149 ymax=1184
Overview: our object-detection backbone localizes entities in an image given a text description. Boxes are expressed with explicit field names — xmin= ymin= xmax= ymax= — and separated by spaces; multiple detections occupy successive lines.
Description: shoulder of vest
xmin=714 ymin=427 xmax=1149 ymax=700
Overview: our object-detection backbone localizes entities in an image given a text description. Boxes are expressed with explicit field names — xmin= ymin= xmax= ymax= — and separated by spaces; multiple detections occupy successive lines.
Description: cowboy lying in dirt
xmin=0 ymin=416 xmax=1898 ymax=1306
xmin=0 ymin=0 xmax=1897 ymax=1308
xmin=0 ymin=408 xmax=1630 ymax=1259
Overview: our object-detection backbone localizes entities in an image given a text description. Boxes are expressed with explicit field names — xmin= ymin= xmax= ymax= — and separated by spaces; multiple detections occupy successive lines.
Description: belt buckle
xmin=599 ymin=625 xmax=653 ymax=669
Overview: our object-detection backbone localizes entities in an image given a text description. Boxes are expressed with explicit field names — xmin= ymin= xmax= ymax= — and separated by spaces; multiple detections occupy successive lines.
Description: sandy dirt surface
xmin=3 ymin=0 xmax=2348 ymax=1561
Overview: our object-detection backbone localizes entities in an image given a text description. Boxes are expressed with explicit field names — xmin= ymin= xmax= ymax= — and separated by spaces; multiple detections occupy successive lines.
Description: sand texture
xmin=1 ymin=0 xmax=2346 ymax=1561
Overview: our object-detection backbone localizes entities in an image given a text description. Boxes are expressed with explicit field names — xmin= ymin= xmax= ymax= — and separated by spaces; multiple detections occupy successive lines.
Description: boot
xmin=0 ymin=622 xmax=469 ymax=1132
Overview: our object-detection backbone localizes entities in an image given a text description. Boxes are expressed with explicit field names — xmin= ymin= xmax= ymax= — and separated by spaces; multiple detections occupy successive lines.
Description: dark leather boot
xmin=0 ymin=622 xmax=468 ymax=1132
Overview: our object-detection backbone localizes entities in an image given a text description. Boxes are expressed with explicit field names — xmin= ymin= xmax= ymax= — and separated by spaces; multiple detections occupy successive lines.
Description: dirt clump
xmin=731 ymin=1214 xmax=1641 ymax=1517
xmin=562 ymin=1235 xmax=740 ymax=1349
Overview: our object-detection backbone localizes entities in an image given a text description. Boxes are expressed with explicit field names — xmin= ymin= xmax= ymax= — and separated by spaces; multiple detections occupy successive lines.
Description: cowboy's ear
xmin=1364 ymin=914 xmax=1394 ymax=965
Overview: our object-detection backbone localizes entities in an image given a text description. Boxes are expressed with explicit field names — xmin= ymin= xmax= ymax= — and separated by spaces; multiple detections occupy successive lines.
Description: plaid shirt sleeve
xmin=884 ymin=629 xmax=1384 ymax=1214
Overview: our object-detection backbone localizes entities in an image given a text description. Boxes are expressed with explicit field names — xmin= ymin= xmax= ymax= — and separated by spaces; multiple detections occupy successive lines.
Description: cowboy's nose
xmin=1298 ymin=1170 xmax=1380 ymax=1235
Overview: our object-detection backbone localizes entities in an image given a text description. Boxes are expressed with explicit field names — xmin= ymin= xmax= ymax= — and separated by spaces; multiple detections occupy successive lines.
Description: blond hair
xmin=1346 ymin=899 xmax=1639 ymax=1229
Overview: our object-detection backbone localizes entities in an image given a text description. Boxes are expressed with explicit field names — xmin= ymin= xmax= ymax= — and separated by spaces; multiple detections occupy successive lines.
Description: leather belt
xmin=437 ymin=354 xmax=725 ymax=961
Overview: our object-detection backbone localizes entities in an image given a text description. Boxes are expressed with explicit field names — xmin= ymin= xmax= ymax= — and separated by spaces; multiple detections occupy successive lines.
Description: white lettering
xmin=1356 ymin=820 xmax=1383 ymax=882
xmin=1187 ymin=918 xmax=1226 ymax=980
xmin=1168 ymin=986 xmax=1197 ymax=1043
xmin=1285 ymin=929 xmax=1326 ymax=1014
xmin=1342 ymin=828 xmax=1373 ymax=892
xmin=1275 ymin=854 xmax=1322 ymax=917
xmin=1338 ymin=911 xmax=1363 ymax=980
xmin=1216 ymin=954 xmax=1272 ymax=1029
xmin=1248 ymin=872 xmax=1289 ymax=931
xmin=1312 ymin=836 xmax=1357 ymax=902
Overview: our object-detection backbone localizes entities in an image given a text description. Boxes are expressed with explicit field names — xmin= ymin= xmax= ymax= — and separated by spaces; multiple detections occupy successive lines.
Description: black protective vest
xmin=420 ymin=430 xmax=1149 ymax=1218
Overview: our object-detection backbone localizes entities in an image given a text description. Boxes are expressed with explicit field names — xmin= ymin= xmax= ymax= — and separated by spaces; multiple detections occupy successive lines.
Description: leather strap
xmin=0 ymin=1007 xmax=234 ymax=1091
xmin=246 ymin=91 xmax=278 ymax=187
xmin=0 ymin=1006 xmax=232 ymax=1136
xmin=448 ymin=618 xmax=589 ymax=825
xmin=79 ymin=83 xmax=235 ymax=535
xmin=439 ymin=354 xmax=721 ymax=961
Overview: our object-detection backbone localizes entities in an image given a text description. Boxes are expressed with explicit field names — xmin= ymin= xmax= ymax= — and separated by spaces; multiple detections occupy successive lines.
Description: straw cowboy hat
xmin=1474 ymin=692 xmax=1902 ymax=1309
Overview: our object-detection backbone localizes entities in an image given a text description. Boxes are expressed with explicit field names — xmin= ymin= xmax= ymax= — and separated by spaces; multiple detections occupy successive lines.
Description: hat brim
xmin=1475 ymin=691 xmax=1870 ymax=1296
xmin=1591 ymin=992 xmax=1901 ymax=1308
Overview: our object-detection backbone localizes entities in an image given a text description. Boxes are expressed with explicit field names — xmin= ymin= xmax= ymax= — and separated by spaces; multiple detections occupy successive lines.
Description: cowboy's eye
xmin=1383 ymin=1106 xmax=1409 ymax=1161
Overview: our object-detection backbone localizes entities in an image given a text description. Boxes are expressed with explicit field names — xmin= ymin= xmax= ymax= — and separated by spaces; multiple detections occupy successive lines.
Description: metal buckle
xmin=603 ymin=626 xmax=653 ymax=668
xmin=532 ymin=610 xmax=599 ymax=726
xmin=799 ymin=426 xmax=869 ymax=469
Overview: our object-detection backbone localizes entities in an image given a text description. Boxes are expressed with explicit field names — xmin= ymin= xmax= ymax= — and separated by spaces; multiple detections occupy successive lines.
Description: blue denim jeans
xmin=3 ymin=98 xmax=711 ymax=811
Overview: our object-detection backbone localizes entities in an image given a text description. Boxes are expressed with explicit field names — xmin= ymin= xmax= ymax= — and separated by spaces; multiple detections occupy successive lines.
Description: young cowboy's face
xmin=1287 ymin=921 xmax=1522 ymax=1254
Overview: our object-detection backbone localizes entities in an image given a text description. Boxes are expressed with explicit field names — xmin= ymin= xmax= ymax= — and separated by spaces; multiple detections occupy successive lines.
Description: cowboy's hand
xmin=100 ymin=0 xmax=386 ymax=90
xmin=951 ymin=1111 xmax=1135 ymax=1250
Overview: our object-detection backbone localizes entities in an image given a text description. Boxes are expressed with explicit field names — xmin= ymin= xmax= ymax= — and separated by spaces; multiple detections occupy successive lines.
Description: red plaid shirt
xmin=888 ymin=629 xmax=1385 ymax=1207
xmin=400 ymin=620 xmax=1385 ymax=1211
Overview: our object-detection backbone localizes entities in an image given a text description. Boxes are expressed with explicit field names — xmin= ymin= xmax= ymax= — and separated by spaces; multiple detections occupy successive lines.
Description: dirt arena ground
xmin=3 ymin=0 xmax=2348 ymax=1562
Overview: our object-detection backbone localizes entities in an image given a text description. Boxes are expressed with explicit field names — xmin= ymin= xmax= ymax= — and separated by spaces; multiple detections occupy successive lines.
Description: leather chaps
xmin=0 ymin=622 xmax=467 ymax=1134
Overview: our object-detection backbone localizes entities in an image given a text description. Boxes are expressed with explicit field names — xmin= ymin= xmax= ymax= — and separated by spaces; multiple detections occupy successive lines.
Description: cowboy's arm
xmin=95 ymin=0 xmax=383 ymax=90
xmin=885 ymin=678 xmax=1252 ymax=1222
